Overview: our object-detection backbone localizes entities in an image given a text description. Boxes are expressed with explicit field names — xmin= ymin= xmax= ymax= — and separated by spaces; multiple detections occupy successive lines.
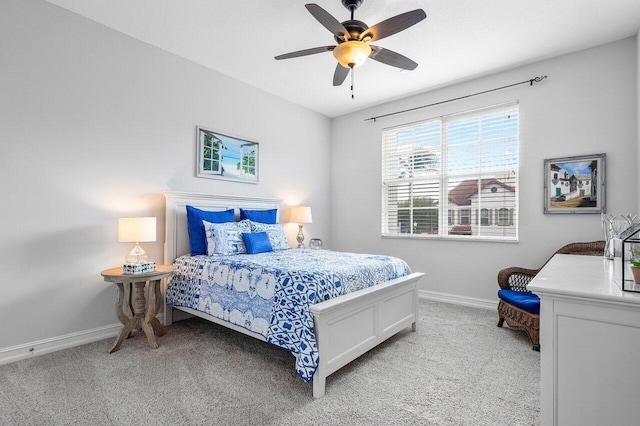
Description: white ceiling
xmin=45 ymin=0 xmax=640 ymax=118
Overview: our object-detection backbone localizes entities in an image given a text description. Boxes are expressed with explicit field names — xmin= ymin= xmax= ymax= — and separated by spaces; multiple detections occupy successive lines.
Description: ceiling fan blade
xmin=305 ymin=3 xmax=350 ymax=40
xmin=360 ymin=9 xmax=427 ymax=42
xmin=333 ymin=63 xmax=350 ymax=86
xmin=370 ymin=46 xmax=418 ymax=70
xmin=275 ymin=46 xmax=335 ymax=60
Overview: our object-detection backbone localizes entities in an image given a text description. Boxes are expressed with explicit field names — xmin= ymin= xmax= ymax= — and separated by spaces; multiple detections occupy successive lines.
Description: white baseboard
xmin=419 ymin=289 xmax=497 ymax=310
xmin=0 ymin=323 xmax=121 ymax=366
xmin=0 ymin=295 xmax=495 ymax=366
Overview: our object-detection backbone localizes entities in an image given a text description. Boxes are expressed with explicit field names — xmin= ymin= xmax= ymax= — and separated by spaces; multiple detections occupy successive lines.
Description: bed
xmin=162 ymin=191 xmax=424 ymax=398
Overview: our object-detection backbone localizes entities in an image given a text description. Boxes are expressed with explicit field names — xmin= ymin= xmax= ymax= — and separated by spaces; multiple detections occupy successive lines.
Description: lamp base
xmin=296 ymin=224 xmax=306 ymax=249
xmin=125 ymin=243 xmax=149 ymax=264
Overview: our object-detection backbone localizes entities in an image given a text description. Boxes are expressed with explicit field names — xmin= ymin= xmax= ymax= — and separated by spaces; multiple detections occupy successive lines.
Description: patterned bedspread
xmin=165 ymin=249 xmax=411 ymax=382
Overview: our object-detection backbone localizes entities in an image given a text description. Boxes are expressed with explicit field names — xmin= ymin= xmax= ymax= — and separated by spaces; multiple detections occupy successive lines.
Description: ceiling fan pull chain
xmin=351 ymin=67 xmax=355 ymax=99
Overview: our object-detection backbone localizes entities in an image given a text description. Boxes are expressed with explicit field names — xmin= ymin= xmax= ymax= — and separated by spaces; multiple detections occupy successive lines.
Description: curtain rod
xmin=364 ymin=75 xmax=548 ymax=122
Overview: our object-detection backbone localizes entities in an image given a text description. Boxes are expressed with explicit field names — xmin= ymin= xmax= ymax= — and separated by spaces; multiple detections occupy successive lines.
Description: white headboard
xmin=162 ymin=191 xmax=281 ymax=263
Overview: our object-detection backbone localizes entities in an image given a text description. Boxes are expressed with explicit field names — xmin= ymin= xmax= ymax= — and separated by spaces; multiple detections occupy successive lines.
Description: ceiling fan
xmin=275 ymin=0 xmax=427 ymax=95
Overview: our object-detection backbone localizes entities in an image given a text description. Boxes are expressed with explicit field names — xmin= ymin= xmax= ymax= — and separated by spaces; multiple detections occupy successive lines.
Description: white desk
xmin=529 ymin=254 xmax=640 ymax=426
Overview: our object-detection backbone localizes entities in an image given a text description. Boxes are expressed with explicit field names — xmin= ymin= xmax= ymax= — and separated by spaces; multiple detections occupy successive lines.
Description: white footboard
xmin=310 ymin=272 xmax=424 ymax=398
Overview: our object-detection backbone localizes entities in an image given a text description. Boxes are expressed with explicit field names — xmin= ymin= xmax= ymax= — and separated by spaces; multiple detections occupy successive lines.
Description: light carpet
xmin=0 ymin=300 xmax=539 ymax=425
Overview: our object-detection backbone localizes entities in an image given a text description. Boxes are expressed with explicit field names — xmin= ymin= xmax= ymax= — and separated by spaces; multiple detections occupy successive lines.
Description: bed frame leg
xmin=312 ymin=375 xmax=326 ymax=398
xmin=412 ymin=321 xmax=417 ymax=332
xmin=163 ymin=305 xmax=174 ymax=326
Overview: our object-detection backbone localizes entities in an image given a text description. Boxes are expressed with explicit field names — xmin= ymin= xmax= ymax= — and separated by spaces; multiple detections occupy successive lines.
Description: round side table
xmin=101 ymin=265 xmax=175 ymax=353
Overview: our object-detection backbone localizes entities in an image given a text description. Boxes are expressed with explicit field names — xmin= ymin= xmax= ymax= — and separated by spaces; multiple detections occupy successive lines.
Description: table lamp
xmin=289 ymin=206 xmax=312 ymax=249
xmin=118 ymin=217 xmax=156 ymax=273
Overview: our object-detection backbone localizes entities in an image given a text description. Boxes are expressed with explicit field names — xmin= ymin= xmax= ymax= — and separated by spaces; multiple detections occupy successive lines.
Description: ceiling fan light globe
xmin=333 ymin=41 xmax=371 ymax=68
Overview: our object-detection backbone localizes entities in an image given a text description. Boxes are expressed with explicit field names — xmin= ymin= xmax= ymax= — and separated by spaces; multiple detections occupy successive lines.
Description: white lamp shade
xmin=289 ymin=206 xmax=312 ymax=224
xmin=118 ymin=217 xmax=156 ymax=243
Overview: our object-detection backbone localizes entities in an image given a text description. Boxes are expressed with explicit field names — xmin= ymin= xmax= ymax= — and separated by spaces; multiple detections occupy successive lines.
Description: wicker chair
xmin=497 ymin=240 xmax=605 ymax=351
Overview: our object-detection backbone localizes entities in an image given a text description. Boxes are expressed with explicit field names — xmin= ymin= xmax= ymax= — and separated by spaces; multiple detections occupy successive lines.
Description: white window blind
xmin=382 ymin=102 xmax=519 ymax=241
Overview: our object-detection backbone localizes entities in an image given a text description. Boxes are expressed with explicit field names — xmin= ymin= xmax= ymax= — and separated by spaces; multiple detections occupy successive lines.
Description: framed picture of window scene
xmin=196 ymin=127 xmax=258 ymax=184
xmin=543 ymin=153 xmax=605 ymax=214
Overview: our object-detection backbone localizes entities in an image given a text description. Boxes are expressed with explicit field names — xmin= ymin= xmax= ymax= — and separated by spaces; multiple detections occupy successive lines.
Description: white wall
xmin=1 ymin=0 xmax=637 ymax=359
xmin=0 ymin=0 xmax=331 ymax=351
xmin=330 ymin=37 xmax=638 ymax=304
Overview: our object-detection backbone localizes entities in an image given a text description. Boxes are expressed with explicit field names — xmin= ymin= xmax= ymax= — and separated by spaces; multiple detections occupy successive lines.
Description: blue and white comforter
xmin=165 ymin=249 xmax=411 ymax=382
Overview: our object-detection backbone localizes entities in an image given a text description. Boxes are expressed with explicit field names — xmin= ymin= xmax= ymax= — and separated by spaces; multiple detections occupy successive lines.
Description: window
xmin=481 ymin=208 xmax=490 ymax=226
xmin=382 ymin=102 xmax=518 ymax=241
xmin=497 ymin=208 xmax=510 ymax=226
xmin=460 ymin=208 xmax=471 ymax=225
xmin=202 ymin=133 xmax=223 ymax=174
xmin=240 ymin=144 xmax=256 ymax=176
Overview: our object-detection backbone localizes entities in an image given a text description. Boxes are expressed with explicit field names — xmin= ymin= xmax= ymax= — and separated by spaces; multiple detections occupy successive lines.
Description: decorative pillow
xmin=203 ymin=220 xmax=251 ymax=255
xmin=186 ymin=205 xmax=235 ymax=256
xmin=242 ymin=232 xmax=273 ymax=254
xmin=247 ymin=220 xmax=289 ymax=250
xmin=239 ymin=208 xmax=277 ymax=224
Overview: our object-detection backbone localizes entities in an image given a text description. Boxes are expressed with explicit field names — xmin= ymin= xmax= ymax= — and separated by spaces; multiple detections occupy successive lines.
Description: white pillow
xmin=247 ymin=220 xmax=289 ymax=250
xmin=203 ymin=220 xmax=251 ymax=255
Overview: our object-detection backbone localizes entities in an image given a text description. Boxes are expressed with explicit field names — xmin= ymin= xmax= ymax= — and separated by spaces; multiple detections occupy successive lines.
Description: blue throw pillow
xmin=186 ymin=205 xmax=235 ymax=255
xmin=242 ymin=232 xmax=273 ymax=254
xmin=498 ymin=289 xmax=540 ymax=314
xmin=239 ymin=208 xmax=277 ymax=224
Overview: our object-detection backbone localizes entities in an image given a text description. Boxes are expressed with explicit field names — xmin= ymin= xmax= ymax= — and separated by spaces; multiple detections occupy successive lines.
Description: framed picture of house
xmin=196 ymin=127 xmax=259 ymax=184
xmin=543 ymin=153 xmax=605 ymax=214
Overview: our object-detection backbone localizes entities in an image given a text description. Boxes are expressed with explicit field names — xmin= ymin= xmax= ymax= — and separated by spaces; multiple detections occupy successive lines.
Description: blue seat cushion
xmin=498 ymin=289 xmax=540 ymax=314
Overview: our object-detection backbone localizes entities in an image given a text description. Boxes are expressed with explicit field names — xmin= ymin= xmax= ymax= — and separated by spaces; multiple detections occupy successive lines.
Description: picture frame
xmin=543 ymin=153 xmax=605 ymax=214
xmin=196 ymin=127 xmax=259 ymax=184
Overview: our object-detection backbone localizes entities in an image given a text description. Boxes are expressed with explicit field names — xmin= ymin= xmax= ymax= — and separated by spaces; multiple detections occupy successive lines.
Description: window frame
xmin=381 ymin=102 xmax=519 ymax=242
